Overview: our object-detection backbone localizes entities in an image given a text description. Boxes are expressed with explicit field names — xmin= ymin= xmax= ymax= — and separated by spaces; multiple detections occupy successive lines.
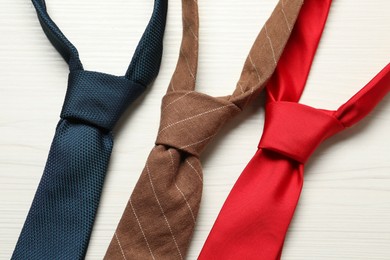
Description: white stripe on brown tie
xmin=105 ymin=0 xmax=304 ymax=259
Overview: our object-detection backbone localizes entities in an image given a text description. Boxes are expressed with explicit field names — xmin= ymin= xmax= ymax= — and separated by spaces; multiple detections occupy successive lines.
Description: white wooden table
xmin=1 ymin=1 xmax=390 ymax=259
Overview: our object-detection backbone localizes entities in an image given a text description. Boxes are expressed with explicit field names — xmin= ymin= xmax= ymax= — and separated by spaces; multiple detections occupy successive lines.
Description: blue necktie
xmin=12 ymin=0 xmax=167 ymax=259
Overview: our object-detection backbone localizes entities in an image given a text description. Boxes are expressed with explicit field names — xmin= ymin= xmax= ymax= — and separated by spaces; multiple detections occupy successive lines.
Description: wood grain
xmin=1 ymin=0 xmax=389 ymax=259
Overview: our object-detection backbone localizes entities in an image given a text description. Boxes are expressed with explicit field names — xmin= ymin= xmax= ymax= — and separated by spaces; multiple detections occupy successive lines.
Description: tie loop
xmin=32 ymin=0 xmax=167 ymax=83
xmin=32 ymin=0 xmax=83 ymax=71
xmin=259 ymin=101 xmax=344 ymax=163
xmin=61 ymin=71 xmax=145 ymax=131
xmin=156 ymin=91 xmax=240 ymax=156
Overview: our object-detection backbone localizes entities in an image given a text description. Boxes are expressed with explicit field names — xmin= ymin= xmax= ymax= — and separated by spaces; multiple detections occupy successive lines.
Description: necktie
xmin=199 ymin=6 xmax=390 ymax=260
xmin=12 ymin=1 xmax=167 ymax=259
xmin=105 ymin=0 xmax=305 ymax=259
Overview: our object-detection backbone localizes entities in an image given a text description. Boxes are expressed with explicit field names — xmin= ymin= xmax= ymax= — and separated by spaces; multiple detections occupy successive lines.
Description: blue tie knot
xmin=61 ymin=70 xmax=145 ymax=130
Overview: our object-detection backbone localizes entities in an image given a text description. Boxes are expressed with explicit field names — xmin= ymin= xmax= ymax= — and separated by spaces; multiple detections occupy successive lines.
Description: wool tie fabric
xmin=199 ymin=6 xmax=390 ymax=260
xmin=12 ymin=0 xmax=167 ymax=259
xmin=105 ymin=0 xmax=306 ymax=259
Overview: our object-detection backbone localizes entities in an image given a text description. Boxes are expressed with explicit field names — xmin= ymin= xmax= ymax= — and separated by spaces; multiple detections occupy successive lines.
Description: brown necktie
xmin=105 ymin=0 xmax=304 ymax=259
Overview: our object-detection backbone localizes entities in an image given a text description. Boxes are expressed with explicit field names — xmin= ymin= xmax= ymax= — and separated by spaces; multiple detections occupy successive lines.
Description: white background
xmin=1 ymin=0 xmax=390 ymax=259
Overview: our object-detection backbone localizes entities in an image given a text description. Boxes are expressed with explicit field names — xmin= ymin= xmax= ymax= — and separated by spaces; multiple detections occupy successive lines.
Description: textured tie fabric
xmin=199 ymin=6 xmax=390 ymax=260
xmin=105 ymin=0 xmax=305 ymax=259
xmin=12 ymin=1 xmax=167 ymax=259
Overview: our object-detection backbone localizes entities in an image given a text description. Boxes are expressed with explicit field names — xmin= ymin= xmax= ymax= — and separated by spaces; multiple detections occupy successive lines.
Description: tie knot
xmin=259 ymin=102 xmax=345 ymax=163
xmin=156 ymin=91 xmax=240 ymax=157
xmin=61 ymin=70 xmax=145 ymax=131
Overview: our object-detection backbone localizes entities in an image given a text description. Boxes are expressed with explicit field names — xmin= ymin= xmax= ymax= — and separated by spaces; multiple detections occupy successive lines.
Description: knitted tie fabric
xmin=12 ymin=0 xmax=167 ymax=259
xmin=104 ymin=0 xmax=305 ymax=259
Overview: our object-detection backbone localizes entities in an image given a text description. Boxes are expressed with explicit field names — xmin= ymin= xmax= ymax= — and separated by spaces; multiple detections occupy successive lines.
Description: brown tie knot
xmin=156 ymin=91 xmax=241 ymax=157
xmin=259 ymin=102 xmax=345 ymax=163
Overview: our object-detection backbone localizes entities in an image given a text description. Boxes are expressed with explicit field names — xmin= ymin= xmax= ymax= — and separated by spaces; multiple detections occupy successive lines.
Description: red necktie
xmin=199 ymin=2 xmax=390 ymax=260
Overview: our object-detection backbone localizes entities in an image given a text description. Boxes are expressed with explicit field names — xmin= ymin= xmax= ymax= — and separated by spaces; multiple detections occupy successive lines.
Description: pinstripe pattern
xmin=106 ymin=0 xmax=305 ymax=258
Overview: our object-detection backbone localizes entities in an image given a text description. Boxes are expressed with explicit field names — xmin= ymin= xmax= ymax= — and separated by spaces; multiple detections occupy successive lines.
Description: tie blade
xmin=12 ymin=120 xmax=113 ymax=259
xmin=199 ymin=149 xmax=304 ymax=259
xmin=105 ymin=146 xmax=203 ymax=259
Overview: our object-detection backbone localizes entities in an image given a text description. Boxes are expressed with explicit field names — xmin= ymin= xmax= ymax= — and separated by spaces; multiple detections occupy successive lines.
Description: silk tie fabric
xmin=12 ymin=1 xmax=167 ymax=259
xmin=199 ymin=0 xmax=332 ymax=258
xmin=105 ymin=0 xmax=305 ymax=259
xmin=199 ymin=9 xmax=390 ymax=260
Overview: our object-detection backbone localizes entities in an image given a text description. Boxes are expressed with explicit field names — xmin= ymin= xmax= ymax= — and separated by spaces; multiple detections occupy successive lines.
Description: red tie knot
xmin=259 ymin=102 xmax=344 ymax=163
xmin=156 ymin=91 xmax=240 ymax=157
